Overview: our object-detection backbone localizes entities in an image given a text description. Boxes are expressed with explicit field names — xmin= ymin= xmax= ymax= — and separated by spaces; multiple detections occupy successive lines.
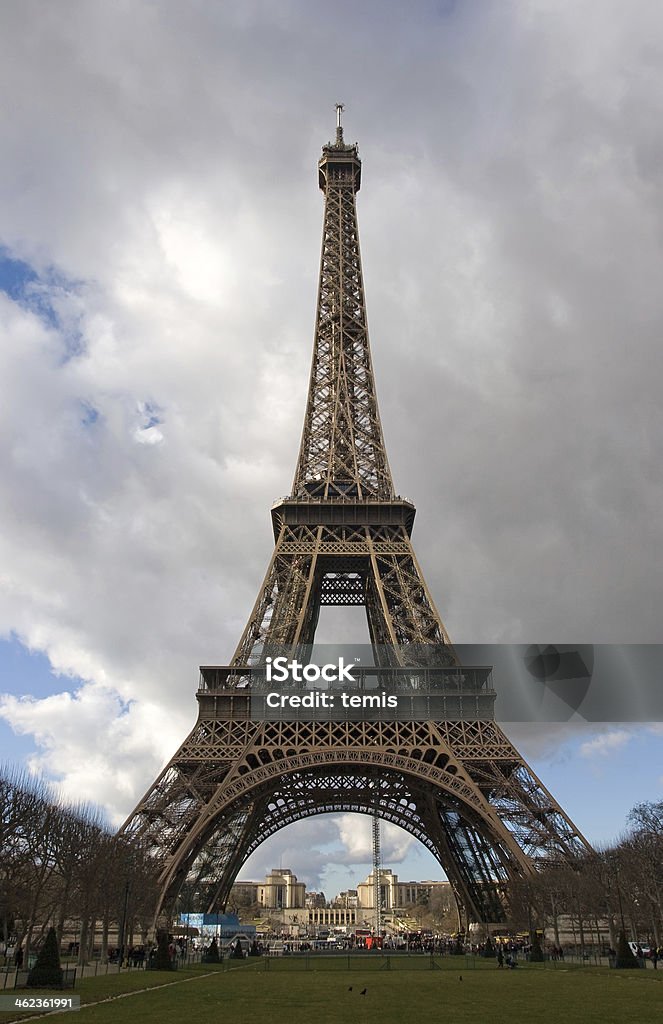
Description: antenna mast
xmin=335 ymin=101 xmax=345 ymax=144
xmin=372 ymin=809 xmax=382 ymax=943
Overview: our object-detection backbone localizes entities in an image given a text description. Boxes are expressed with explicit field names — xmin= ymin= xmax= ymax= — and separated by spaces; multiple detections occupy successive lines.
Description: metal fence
xmin=0 ymin=952 xmax=205 ymax=991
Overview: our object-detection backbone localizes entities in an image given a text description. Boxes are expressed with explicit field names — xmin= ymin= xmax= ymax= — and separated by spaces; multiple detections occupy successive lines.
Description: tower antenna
xmin=372 ymin=807 xmax=382 ymax=943
xmin=335 ymin=102 xmax=345 ymax=144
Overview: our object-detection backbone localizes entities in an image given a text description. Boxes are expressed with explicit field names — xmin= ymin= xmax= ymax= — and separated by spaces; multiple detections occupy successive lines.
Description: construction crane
xmin=372 ymin=807 xmax=382 ymax=942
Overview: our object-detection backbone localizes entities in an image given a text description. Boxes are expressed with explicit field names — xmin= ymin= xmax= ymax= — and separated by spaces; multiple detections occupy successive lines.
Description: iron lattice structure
xmin=372 ymin=810 xmax=382 ymax=939
xmin=120 ymin=110 xmax=590 ymax=926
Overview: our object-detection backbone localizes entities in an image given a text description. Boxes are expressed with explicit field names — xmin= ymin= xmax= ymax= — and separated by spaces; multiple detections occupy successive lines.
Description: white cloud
xmin=0 ymin=684 xmax=189 ymax=823
xmin=579 ymin=729 xmax=633 ymax=759
xmin=238 ymin=813 xmax=420 ymax=892
xmin=501 ymin=722 xmax=599 ymax=763
xmin=133 ymin=425 xmax=164 ymax=445
xmin=336 ymin=815 xmax=415 ymax=866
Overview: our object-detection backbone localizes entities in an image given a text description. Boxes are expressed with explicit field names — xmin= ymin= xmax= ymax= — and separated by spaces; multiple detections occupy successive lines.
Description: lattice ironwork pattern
xmin=121 ymin=712 xmax=589 ymax=922
xmin=119 ymin=113 xmax=591 ymax=927
xmin=230 ymin=521 xmax=454 ymax=664
xmin=292 ymin=128 xmax=393 ymax=501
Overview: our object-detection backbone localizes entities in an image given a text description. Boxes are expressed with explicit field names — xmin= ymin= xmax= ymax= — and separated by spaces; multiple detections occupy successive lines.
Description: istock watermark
xmin=207 ymin=644 xmax=663 ymax=723
xmin=265 ymin=690 xmax=398 ymax=710
xmin=265 ymin=655 xmax=358 ymax=684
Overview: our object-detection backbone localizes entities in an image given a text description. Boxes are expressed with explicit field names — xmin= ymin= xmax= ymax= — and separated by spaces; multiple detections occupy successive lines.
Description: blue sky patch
xmin=80 ymin=402 xmax=100 ymax=427
xmin=0 ymin=246 xmax=60 ymax=330
xmin=139 ymin=401 xmax=164 ymax=429
xmin=0 ymin=248 xmax=38 ymax=300
xmin=0 ymin=246 xmax=85 ymax=357
xmin=0 ymin=635 xmax=89 ymax=769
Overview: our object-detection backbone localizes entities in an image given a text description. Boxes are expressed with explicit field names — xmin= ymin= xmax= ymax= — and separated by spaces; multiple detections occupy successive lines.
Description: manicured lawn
xmin=2 ymin=959 xmax=661 ymax=1024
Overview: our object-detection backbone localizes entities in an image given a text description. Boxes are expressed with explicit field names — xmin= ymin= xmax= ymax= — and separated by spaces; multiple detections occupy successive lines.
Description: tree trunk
xmin=577 ymin=900 xmax=586 ymax=956
xmin=77 ymin=914 xmax=90 ymax=967
xmin=55 ymin=880 xmax=72 ymax=948
xmin=550 ymin=894 xmax=560 ymax=947
xmin=101 ymin=911 xmax=109 ymax=963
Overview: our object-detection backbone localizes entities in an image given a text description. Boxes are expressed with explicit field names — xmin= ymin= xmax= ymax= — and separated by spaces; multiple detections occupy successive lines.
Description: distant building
xmin=356 ymin=869 xmax=451 ymax=910
xmin=332 ymin=889 xmax=358 ymax=909
xmin=231 ymin=880 xmax=259 ymax=906
xmin=399 ymin=879 xmax=453 ymax=907
xmin=231 ymin=869 xmax=306 ymax=911
xmin=258 ymin=869 xmax=306 ymax=909
xmin=279 ymin=905 xmax=358 ymax=934
xmin=307 ymin=906 xmax=357 ymax=930
xmin=229 ymin=867 xmax=453 ymax=937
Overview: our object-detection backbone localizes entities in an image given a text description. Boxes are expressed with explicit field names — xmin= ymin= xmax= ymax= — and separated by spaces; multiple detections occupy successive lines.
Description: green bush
xmin=615 ymin=931 xmax=640 ymax=969
xmin=202 ymin=937 xmax=220 ymax=963
xmin=153 ymin=930 xmax=175 ymax=971
xmin=27 ymin=927 xmax=63 ymax=989
xmin=529 ymin=932 xmax=544 ymax=963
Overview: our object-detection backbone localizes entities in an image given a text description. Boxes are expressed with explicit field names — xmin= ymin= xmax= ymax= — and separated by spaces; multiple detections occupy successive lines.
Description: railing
xmin=199 ymin=664 xmax=494 ymax=695
xmin=197 ymin=664 xmax=496 ymax=722
xmin=0 ymin=952 xmax=205 ymax=990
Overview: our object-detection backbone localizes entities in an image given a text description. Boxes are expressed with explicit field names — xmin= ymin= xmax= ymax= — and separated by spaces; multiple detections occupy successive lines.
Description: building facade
xmin=232 ymin=869 xmax=306 ymax=910
xmin=356 ymin=870 xmax=452 ymax=910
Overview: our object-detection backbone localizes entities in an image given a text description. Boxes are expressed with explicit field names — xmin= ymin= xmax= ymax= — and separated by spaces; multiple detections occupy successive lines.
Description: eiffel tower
xmin=120 ymin=107 xmax=590 ymax=926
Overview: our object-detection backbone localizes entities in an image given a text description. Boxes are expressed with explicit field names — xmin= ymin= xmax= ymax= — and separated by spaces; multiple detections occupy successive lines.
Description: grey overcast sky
xmin=1 ymin=0 xmax=662 ymax=894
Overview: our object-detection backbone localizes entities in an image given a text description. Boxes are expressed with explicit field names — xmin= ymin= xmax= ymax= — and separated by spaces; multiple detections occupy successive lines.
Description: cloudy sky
xmin=1 ymin=0 xmax=662 ymax=898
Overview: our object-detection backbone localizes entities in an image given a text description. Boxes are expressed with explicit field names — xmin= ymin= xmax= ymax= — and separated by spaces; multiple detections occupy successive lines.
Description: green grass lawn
xmin=1 ymin=959 xmax=661 ymax=1024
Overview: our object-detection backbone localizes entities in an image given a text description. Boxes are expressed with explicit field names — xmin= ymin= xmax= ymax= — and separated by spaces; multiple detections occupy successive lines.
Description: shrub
xmin=203 ymin=937 xmax=220 ymax=963
xmin=27 ymin=928 xmax=63 ymax=989
xmin=529 ymin=932 xmax=544 ymax=962
xmin=615 ymin=931 xmax=640 ymax=969
xmin=154 ymin=930 xmax=175 ymax=971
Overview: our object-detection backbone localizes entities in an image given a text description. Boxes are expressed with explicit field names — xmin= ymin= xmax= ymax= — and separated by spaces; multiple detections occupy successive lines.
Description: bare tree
xmin=0 ymin=767 xmax=160 ymax=964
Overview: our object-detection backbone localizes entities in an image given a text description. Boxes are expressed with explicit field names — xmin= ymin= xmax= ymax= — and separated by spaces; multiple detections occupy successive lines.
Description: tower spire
xmin=293 ymin=111 xmax=392 ymax=500
xmin=335 ymin=101 xmax=344 ymax=145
